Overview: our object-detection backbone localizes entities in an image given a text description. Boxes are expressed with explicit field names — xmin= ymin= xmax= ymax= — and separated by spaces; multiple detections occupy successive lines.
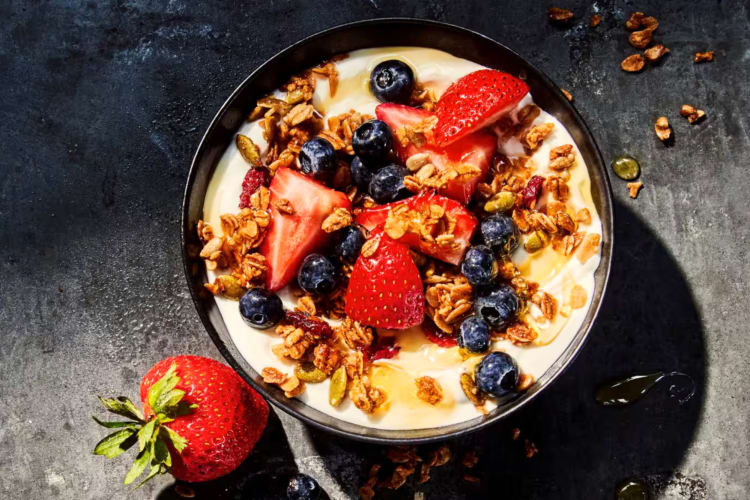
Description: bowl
xmin=181 ymin=18 xmax=613 ymax=444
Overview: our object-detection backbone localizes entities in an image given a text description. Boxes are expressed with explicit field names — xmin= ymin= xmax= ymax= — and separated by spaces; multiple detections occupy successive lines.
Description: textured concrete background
xmin=1 ymin=0 xmax=748 ymax=498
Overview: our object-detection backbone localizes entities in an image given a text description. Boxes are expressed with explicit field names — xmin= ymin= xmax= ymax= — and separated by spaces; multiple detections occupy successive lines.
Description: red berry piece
xmin=284 ymin=310 xmax=333 ymax=339
xmin=239 ymin=168 xmax=269 ymax=208
xmin=521 ymin=175 xmax=545 ymax=209
xmin=423 ymin=318 xmax=459 ymax=347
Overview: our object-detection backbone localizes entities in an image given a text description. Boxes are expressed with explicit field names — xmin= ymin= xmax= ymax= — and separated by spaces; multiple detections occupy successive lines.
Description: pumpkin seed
xmin=612 ymin=155 xmax=640 ymax=181
xmin=216 ymin=275 xmax=245 ymax=299
xmin=484 ymin=191 xmax=516 ymax=213
xmin=524 ymin=231 xmax=548 ymax=253
xmin=295 ymin=363 xmax=327 ymax=383
xmin=236 ymin=134 xmax=262 ymax=167
xmin=328 ymin=366 xmax=347 ymax=407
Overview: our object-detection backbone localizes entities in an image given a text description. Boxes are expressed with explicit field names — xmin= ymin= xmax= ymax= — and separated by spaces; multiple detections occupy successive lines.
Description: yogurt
xmin=201 ymin=47 xmax=602 ymax=430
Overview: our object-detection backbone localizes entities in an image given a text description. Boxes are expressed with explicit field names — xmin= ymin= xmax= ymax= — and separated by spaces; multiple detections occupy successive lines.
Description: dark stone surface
xmin=1 ymin=1 xmax=748 ymax=498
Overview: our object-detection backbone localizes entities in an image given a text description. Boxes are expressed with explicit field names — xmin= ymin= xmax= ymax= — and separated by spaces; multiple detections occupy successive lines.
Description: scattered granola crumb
xmin=625 ymin=11 xmax=645 ymax=30
xmin=561 ymin=89 xmax=573 ymax=101
xmin=296 ymin=295 xmax=317 ymax=316
xmin=548 ymin=7 xmax=574 ymax=24
xmin=461 ymin=451 xmax=479 ymax=468
xmin=621 ymin=54 xmax=646 ymax=72
xmin=644 ymin=44 xmax=670 ymax=63
xmin=523 ymin=123 xmax=555 ymax=151
xmin=627 ymin=181 xmax=644 ymax=199
xmin=524 ymin=439 xmax=539 ymax=458
xmin=680 ymin=104 xmax=706 ymax=124
xmin=174 ymin=484 xmax=195 ymax=498
xmin=575 ymin=208 xmax=592 ymax=225
xmin=654 ymin=116 xmax=671 ymax=141
xmin=694 ymin=51 xmax=714 ymax=63
xmin=360 ymin=236 xmax=380 ymax=258
xmin=576 ymin=233 xmax=601 ymax=263
xmin=512 ymin=428 xmax=521 ymax=440
xmin=629 ymin=26 xmax=656 ymax=49
xmin=416 ymin=376 xmax=444 ymax=405
xmin=589 ymin=14 xmax=601 ymax=27
xmin=463 ymin=474 xmax=481 ymax=483
xmin=549 ymin=144 xmax=576 ymax=170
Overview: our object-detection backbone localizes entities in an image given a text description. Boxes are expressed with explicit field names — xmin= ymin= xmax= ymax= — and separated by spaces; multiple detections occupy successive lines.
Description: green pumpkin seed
xmin=295 ymin=363 xmax=327 ymax=383
xmin=329 ymin=366 xmax=347 ymax=407
xmin=484 ymin=191 xmax=516 ymax=213
xmin=611 ymin=155 xmax=640 ymax=181
xmin=524 ymin=231 xmax=548 ymax=253
xmin=216 ymin=275 xmax=245 ymax=299
xmin=236 ymin=134 xmax=262 ymax=167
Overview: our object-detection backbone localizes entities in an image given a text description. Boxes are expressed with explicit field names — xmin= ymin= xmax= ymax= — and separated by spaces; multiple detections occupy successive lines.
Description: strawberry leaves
xmin=92 ymin=363 xmax=195 ymax=487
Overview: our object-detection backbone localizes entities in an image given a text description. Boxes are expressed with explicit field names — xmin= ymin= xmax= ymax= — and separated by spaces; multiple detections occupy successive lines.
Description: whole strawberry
xmin=93 ymin=356 xmax=268 ymax=485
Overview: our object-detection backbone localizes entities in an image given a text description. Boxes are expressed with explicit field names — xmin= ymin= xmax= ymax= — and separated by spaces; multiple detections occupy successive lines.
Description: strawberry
xmin=434 ymin=69 xmax=529 ymax=146
xmin=260 ymin=167 xmax=351 ymax=291
xmin=355 ymin=191 xmax=478 ymax=265
xmin=93 ymin=356 xmax=268 ymax=485
xmin=345 ymin=229 xmax=424 ymax=329
xmin=375 ymin=103 xmax=496 ymax=204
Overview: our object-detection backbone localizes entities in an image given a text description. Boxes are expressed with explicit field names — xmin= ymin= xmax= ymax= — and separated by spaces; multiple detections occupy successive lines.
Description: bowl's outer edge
xmin=181 ymin=18 xmax=614 ymax=444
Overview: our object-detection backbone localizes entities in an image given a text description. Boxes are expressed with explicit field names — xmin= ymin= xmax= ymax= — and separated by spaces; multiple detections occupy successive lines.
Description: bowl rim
xmin=181 ymin=17 xmax=614 ymax=444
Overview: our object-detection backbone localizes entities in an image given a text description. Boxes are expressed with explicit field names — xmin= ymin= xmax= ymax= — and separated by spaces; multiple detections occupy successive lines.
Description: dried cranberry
xmin=520 ymin=175 xmax=545 ymax=209
xmin=366 ymin=335 xmax=400 ymax=362
xmin=284 ymin=310 xmax=333 ymax=338
xmin=239 ymin=168 xmax=269 ymax=208
xmin=423 ymin=319 xmax=458 ymax=348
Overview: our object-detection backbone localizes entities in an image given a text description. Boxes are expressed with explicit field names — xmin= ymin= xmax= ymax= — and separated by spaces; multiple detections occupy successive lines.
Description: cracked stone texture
xmin=0 ymin=1 xmax=748 ymax=499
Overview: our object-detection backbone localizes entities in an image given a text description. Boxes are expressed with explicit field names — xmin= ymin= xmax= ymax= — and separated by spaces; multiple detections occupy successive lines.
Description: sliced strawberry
xmin=260 ymin=167 xmax=351 ymax=291
xmin=345 ymin=229 xmax=424 ymax=329
xmin=434 ymin=69 xmax=529 ymax=146
xmin=375 ymin=103 xmax=495 ymax=204
xmin=355 ymin=191 xmax=478 ymax=265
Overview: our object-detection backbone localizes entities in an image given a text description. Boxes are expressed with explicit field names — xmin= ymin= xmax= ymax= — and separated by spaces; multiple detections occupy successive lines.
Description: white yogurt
xmin=201 ymin=47 xmax=602 ymax=430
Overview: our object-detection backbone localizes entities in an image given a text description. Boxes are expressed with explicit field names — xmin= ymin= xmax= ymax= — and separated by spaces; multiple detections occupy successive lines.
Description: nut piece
xmin=680 ymin=104 xmax=706 ymax=124
xmin=523 ymin=123 xmax=555 ymax=151
xmin=644 ymin=44 xmax=670 ymax=63
xmin=621 ymin=54 xmax=646 ymax=72
xmin=627 ymin=181 xmax=644 ymax=199
xmin=625 ymin=11 xmax=645 ymax=30
xmin=589 ymin=14 xmax=601 ymax=27
xmin=516 ymin=373 xmax=535 ymax=391
xmin=654 ymin=116 xmax=671 ymax=141
xmin=694 ymin=51 xmax=714 ymax=63
xmin=548 ymin=7 xmax=574 ymax=23
xmin=629 ymin=27 xmax=655 ymax=49
xmin=415 ymin=376 xmax=443 ymax=405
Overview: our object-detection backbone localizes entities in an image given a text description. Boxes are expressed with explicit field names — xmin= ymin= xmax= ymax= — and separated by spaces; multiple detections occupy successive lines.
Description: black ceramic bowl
xmin=182 ymin=18 xmax=613 ymax=444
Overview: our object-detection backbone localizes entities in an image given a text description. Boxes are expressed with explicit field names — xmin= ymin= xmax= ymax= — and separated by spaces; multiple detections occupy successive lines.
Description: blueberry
xmin=458 ymin=316 xmax=491 ymax=353
xmin=352 ymin=120 xmax=393 ymax=160
xmin=297 ymin=254 xmax=339 ymax=295
xmin=299 ymin=137 xmax=337 ymax=181
xmin=335 ymin=225 xmax=366 ymax=263
xmin=369 ymin=164 xmax=410 ymax=204
xmin=474 ymin=284 xmax=520 ymax=329
xmin=475 ymin=351 xmax=519 ymax=397
xmin=287 ymin=473 xmax=321 ymax=500
xmin=369 ymin=60 xmax=415 ymax=103
xmin=480 ymin=214 xmax=519 ymax=255
xmin=461 ymin=245 xmax=498 ymax=287
xmin=239 ymin=288 xmax=284 ymax=329
xmin=349 ymin=156 xmax=375 ymax=190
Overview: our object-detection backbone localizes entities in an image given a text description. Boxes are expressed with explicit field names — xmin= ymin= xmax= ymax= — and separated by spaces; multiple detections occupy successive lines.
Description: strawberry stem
xmin=92 ymin=363 xmax=196 ymax=487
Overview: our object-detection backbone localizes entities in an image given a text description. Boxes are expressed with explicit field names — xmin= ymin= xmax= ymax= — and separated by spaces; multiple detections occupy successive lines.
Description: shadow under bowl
xmin=181 ymin=18 xmax=614 ymax=444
